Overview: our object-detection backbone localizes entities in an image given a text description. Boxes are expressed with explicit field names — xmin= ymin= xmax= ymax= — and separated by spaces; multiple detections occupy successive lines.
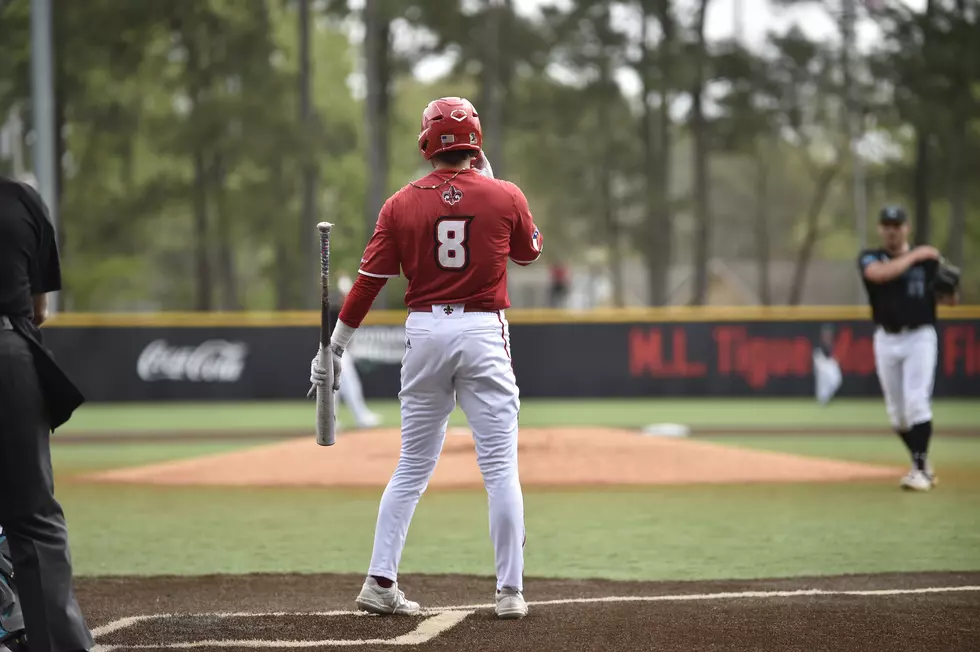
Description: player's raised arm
xmin=508 ymin=187 xmax=543 ymax=267
xmin=860 ymin=246 xmax=938 ymax=284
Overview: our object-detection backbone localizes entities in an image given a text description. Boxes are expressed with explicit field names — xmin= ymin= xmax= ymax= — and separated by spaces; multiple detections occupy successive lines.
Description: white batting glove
xmin=309 ymin=346 xmax=343 ymax=391
xmin=473 ymin=150 xmax=494 ymax=179
xmin=310 ymin=350 xmax=328 ymax=387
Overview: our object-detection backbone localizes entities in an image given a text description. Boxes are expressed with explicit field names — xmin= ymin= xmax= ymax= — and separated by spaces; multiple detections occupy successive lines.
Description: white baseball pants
xmin=873 ymin=325 xmax=938 ymax=432
xmin=813 ymin=351 xmax=842 ymax=405
xmin=335 ymin=353 xmax=375 ymax=427
xmin=367 ymin=307 xmax=525 ymax=591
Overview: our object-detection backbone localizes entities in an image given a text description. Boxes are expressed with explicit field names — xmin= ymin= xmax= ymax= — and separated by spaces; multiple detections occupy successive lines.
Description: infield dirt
xmin=81 ymin=427 xmax=902 ymax=488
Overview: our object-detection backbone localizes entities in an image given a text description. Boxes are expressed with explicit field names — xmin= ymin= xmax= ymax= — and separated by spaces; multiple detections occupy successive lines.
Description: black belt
xmin=880 ymin=324 xmax=927 ymax=334
xmin=408 ymin=305 xmax=499 ymax=314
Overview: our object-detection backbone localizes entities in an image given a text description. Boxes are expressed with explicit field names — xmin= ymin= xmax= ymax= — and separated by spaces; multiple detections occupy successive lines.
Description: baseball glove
xmin=933 ymin=259 xmax=961 ymax=297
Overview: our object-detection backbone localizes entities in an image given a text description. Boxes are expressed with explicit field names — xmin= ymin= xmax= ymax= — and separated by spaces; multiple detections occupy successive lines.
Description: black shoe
xmin=0 ymin=631 xmax=29 ymax=652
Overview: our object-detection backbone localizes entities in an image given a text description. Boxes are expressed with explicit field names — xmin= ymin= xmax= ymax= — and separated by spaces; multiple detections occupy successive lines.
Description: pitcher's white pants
xmin=367 ymin=307 xmax=524 ymax=591
xmin=335 ymin=353 xmax=376 ymax=427
xmin=873 ymin=325 xmax=937 ymax=432
xmin=813 ymin=351 xmax=842 ymax=405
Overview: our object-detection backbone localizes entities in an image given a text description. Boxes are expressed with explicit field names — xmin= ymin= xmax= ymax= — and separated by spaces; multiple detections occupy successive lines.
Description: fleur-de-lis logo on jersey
xmin=442 ymin=185 xmax=463 ymax=206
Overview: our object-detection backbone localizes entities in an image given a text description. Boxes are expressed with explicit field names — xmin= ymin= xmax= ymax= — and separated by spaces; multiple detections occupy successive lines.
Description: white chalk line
xmin=435 ymin=584 xmax=980 ymax=612
xmin=92 ymin=611 xmax=472 ymax=650
xmin=90 ymin=585 xmax=980 ymax=651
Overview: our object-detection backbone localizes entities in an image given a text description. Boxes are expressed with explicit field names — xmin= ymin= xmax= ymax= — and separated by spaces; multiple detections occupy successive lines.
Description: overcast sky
xmin=341 ymin=0 xmax=927 ymax=100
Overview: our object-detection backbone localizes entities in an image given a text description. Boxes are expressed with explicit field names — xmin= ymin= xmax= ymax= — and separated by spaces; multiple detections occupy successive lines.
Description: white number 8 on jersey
xmin=435 ymin=217 xmax=472 ymax=270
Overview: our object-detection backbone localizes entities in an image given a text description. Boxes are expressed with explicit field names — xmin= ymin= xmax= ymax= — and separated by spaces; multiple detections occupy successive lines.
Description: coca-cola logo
xmin=137 ymin=339 xmax=248 ymax=383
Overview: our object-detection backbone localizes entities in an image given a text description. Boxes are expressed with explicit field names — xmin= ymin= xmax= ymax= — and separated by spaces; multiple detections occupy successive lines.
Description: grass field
xmin=55 ymin=398 xmax=980 ymax=433
xmin=52 ymin=399 xmax=980 ymax=581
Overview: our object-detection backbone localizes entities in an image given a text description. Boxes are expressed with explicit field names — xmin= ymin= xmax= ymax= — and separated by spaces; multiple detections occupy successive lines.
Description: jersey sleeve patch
xmin=859 ymin=253 xmax=879 ymax=269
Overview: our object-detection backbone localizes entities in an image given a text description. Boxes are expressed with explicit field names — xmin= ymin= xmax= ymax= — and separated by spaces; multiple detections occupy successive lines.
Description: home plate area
xmin=80 ymin=572 xmax=980 ymax=652
xmin=91 ymin=610 xmax=473 ymax=649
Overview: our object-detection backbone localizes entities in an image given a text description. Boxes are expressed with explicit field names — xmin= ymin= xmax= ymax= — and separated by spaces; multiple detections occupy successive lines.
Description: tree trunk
xmin=689 ymin=0 xmax=711 ymax=306
xmin=298 ymin=0 xmax=318 ymax=309
xmin=946 ymin=0 xmax=967 ymax=265
xmin=598 ymin=64 xmax=624 ymax=307
xmin=212 ymin=154 xmax=241 ymax=310
xmin=364 ymin=0 xmax=390 ymax=307
xmin=192 ymin=149 xmax=213 ymax=311
xmin=913 ymin=0 xmax=935 ymax=247
xmin=753 ymin=145 xmax=771 ymax=305
xmin=481 ymin=0 xmax=505 ymax=177
xmin=945 ymin=122 xmax=966 ymax=265
xmin=272 ymin=160 xmax=293 ymax=310
xmin=787 ymin=165 xmax=839 ymax=305
xmin=641 ymin=2 xmax=673 ymax=306
xmin=53 ymin=65 xmax=68 ymax=307
xmin=185 ymin=22 xmax=212 ymax=311
xmin=912 ymin=128 xmax=930 ymax=246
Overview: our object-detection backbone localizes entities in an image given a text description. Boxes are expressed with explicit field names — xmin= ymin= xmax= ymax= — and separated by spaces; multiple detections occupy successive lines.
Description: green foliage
xmin=0 ymin=0 xmax=977 ymax=307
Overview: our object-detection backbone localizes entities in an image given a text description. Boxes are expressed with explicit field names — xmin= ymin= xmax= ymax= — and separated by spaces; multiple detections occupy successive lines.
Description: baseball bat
xmin=312 ymin=222 xmax=336 ymax=446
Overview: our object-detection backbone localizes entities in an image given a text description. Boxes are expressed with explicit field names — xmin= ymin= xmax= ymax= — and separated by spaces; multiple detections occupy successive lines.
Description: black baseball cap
xmin=879 ymin=205 xmax=907 ymax=224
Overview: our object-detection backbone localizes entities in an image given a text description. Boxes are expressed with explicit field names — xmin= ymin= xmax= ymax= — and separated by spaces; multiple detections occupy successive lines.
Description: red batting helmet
xmin=417 ymin=97 xmax=482 ymax=160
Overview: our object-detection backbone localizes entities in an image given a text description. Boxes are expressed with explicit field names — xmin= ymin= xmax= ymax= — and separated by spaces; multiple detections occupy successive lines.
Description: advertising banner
xmin=42 ymin=319 xmax=980 ymax=401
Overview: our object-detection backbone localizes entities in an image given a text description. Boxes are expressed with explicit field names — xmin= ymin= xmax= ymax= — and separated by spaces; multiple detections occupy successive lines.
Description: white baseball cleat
xmin=358 ymin=412 xmax=382 ymax=429
xmin=495 ymin=587 xmax=528 ymax=620
xmin=900 ymin=469 xmax=933 ymax=492
xmin=355 ymin=577 xmax=421 ymax=616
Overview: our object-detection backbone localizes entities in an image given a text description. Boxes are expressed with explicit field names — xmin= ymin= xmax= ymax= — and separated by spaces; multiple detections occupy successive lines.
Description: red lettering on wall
xmin=630 ymin=328 xmax=664 ymax=377
xmin=944 ymin=326 xmax=979 ymax=376
xmin=629 ymin=328 xmax=707 ymax=378
xmin=670 ymin=329 xmax=707 ymax=377
xmin=833 ymin=327 xmax=875 ymax=375
xmin=712 ymin=327 xmax=813 ymax=389
xmin=714 ymin=326 xmax=737 ymax=375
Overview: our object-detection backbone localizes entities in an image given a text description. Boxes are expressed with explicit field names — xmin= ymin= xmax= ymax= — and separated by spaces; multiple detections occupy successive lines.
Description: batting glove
xmin=473 ymin=150 xmax=494 ymax=179
xmin=310 ymin=351 xmax=329 ymax=387
xmin=309 ymin=346 xmax=343 ymax=391
xmin=328 ymin=344 xmax=343 ymax=391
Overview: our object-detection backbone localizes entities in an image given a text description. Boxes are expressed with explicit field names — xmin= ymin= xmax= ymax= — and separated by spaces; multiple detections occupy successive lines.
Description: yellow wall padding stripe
xmin=41 ymin=305 xmax=980 ymax=328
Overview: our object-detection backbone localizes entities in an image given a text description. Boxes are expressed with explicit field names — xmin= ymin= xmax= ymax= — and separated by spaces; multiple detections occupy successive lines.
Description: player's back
xmin=384 ymin=168 xmax=541 ymax=310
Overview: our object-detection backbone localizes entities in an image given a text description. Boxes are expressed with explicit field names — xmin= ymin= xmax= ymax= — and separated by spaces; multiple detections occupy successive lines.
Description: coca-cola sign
xmin=136 ymin=339 xmax=248 ymax=383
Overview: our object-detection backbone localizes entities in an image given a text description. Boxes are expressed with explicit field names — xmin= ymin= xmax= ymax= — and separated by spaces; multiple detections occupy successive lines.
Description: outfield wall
xmin=42 ymin=307 xmax=980 ymax=401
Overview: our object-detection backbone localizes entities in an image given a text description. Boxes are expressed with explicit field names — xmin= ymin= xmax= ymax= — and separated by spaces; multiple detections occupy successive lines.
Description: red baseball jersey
xmin=358 ymin=168 xmax=543 ymax=310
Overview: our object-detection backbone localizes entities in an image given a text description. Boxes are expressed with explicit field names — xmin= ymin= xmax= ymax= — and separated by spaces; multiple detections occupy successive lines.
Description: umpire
xmin=0 ymin=176 xmax=92 ymax=652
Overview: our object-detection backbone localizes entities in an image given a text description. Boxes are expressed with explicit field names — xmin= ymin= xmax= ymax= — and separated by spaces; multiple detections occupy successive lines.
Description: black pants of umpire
xmin=0 ymin=327 xmax=92 ymax=652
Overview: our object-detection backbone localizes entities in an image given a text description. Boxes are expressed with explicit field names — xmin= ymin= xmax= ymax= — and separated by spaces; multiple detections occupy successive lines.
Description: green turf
xmin=57 ymin=398 xmax=980 ymax=433
xmin=59 ymin=478 xmax=980 ymax=579
xmin=48 ymin=399 xmax=980 ymax=581
xmin=703 ymin=434 xmax=980 ymax=469
xmin=52 ymin=442 xmax=269 ymax=474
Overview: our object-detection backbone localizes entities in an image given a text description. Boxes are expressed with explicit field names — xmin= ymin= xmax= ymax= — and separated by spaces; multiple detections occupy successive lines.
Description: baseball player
xmin=332 ymin=274 xmax=381 ymax=429
xmin=858 ymin=205 xmax=960 ymax=491
xmin=310 ymin=97 xmax=541 ymax=620
xmin=812 ymin=324 xmax=842 ymax=406
xmin=1 ymin=528 xmax=26 ymax=652
xmin=0 ymin=177 xmax=93 ymax=651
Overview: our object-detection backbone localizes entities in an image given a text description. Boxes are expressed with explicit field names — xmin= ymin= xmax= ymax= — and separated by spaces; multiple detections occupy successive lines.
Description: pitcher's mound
xmin=84 ymin=428 xmax=901 ymax=488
